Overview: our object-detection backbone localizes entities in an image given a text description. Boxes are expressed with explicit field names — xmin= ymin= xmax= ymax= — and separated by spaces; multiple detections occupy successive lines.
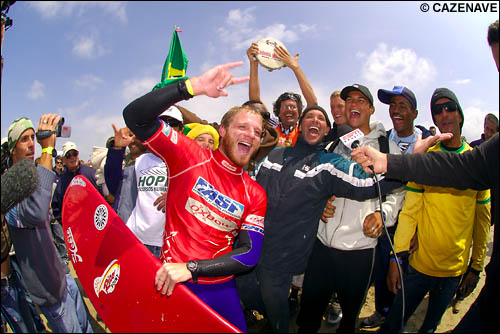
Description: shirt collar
xmin=212 ymin=149 xmax=242 ymax=174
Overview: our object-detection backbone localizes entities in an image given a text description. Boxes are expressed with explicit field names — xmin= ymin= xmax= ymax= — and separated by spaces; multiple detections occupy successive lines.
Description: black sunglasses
xmin=65 ymin=151 xmax=78 ymax=159
xmin=432 ymin=101 xmax=458 ymax=115
xmin=279 ymin=92 xmax=299 ymax=102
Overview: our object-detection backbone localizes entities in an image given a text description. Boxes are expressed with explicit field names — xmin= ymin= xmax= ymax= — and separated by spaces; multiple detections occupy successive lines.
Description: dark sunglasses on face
xmin=432 ymin=101 xmax=458 ymax=115
xmin=163 ymin=118 xmax=183 ymax=129
xmin=65 ymin=151 xmax=78 ymax=159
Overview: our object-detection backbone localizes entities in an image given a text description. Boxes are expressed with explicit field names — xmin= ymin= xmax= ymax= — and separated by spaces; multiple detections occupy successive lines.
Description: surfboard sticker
xmin=62 ymin=175 xmax=240 ymax=333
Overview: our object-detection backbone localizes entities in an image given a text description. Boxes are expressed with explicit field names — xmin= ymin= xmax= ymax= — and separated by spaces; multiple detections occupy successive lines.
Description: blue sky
xmin=2 ymin=1 xmax=498 ymax=161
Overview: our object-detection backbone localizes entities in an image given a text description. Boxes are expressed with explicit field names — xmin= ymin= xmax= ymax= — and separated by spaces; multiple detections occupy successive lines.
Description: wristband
xmin=390 ymin=257 xmax=403 ymax=264
xmin=41 ymin=147 xmax=56 ymax=158
xmin=185 ymin=79 xmax=194 ymax=96
xmin=177 ymin=79 xmax=194 ymax=100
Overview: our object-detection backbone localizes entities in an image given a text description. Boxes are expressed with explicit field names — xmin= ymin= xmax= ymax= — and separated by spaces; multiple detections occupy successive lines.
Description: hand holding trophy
xmin=254 ymin=37 xmax=289 ymax=71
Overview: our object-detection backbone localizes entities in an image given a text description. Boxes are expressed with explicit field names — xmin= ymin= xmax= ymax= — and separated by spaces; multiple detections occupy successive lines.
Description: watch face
xmin=187 ymin=261 xmax=197 ymax=271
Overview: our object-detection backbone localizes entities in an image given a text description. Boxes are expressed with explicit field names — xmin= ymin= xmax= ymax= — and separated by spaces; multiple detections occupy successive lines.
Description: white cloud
xmin=72 ymin=35 xmax=109 ymax=59
xmin=73 ymin=74 xmax=104 ymax=90
xmin=56 ymin=101 xmax=91 ymax=116
xmin=26 ymin=80 xmax=45 ymax=100
xmin=217 ymin=8 xmax=312 ymax=51
xmin=452 ymin=79 xmax=471 ymax=85
xmin=295 ymin=23 xmax=317 ymax=33
xmin=226 ymin=8 xmax=255 ymax=27
xmin=27 ymin=1 xmax=127 ymax=23
xmin=121 ymin=77 xmax=158 ymax=102
xmin=360 ymin=43 xmax=436 ymax=92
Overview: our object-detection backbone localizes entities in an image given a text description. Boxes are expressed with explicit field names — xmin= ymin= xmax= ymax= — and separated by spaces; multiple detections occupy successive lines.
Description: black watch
xmin=186 ymin=260 xmax=199 ymax=283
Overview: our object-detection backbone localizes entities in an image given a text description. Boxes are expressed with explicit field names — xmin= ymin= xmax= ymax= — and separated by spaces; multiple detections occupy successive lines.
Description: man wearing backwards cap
xmin=4 ymin=114 xmax=92 ymax=332
xmin=236 ymin=104 xmax=403 ymax=332
xmin=379 ymin=88 xmax=490 ymax=333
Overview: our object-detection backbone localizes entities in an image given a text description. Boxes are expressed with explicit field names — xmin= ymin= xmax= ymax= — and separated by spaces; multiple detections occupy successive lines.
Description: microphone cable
xmin=371 ymin=167 xmax=405 ymax=331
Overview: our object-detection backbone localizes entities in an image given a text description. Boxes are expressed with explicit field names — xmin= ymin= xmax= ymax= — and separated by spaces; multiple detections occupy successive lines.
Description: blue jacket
xmin=104 ymin=147 xmax=137 ymax=223
xmin=254 ymin=136 xmax=403 ymax=273
xmin=6 ymin=165 xmax=69 ymax=306
xmin=51 ymin=164 xmax=101 ymax=223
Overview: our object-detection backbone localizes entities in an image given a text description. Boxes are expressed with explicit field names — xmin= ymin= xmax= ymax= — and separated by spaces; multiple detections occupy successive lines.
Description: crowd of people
xmin=1 ymin=15 xmax=498 ymax=334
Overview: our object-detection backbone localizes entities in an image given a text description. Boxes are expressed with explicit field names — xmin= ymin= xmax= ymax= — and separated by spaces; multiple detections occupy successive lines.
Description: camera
xmin=55 ymin=117 xmax=71 ymax=138
xmin=35 ymin=117 xmax=71 ymax=141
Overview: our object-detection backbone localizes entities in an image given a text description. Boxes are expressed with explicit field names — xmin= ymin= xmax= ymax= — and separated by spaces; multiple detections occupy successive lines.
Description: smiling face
xmin=330 ymin=95 xmax=346 ymax=125
xmin=63 ymin=149 xmax=80 ymax=173
xmin=299 ymin=109 xmax=330 ymax=146
xmin=345 ymin=91 xmax=374 ymax=134
xmin=433 ymin=97 xmax=463 ymax=146
xmin=278 ymin=99 xmax=300 ymax=128
xmin=12 ymin=128 xmax=35 ymax=164
xmin=218 ymin=110 xmax=263 ymax=167
xmin=194 ymin=133 xmax=216 ymax=150
xmin=389 ymin=95 xmax=418 ymax=137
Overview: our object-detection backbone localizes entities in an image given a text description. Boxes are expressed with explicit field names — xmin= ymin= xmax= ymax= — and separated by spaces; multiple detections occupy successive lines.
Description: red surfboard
xmin=62 ymin=175 xmax=240 ymax=333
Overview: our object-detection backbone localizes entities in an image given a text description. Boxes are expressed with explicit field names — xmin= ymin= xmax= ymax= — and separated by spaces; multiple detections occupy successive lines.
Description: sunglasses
xmin=65 ymin=151 xmax=78 ymax=159
xmin=279 ymin=92 xmax=299 ymax=102
xmin=432 ymin=101 xmax=458 ymax=115
xmin=159 ymin=117 xmax=183 ymax=129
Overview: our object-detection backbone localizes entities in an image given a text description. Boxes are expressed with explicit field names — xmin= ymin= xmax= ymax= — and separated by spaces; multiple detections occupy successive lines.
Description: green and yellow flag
xmin=153 ymin=28 xmax=189 ymax=90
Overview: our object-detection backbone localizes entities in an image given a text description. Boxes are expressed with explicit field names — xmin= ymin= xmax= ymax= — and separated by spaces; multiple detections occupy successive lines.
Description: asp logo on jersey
xmin=192 ymin=176 xmax=244 ymax=219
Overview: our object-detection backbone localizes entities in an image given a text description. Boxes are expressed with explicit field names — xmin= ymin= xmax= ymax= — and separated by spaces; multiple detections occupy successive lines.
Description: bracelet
xmin=41 ymin=147 xmax=54 ymax=155
xmin=390 ymin=257 xmax=403 ymax=264
xmin=185 ymin=79 xmax=194 ymax=96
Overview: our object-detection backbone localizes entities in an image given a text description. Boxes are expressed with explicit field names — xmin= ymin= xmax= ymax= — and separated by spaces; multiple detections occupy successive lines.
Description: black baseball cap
xmin=340 ymin=84 xmax=374 ymax=106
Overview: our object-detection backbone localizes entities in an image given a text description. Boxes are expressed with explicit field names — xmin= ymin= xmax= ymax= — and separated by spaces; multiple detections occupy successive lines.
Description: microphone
xmin=1 ymin=158 xmax=40 ymax=214
xmin=326 ymin=124 xmax=353 ymax=152
xmin=339 ymin=128 xmax=364 ymax=149
xmin=339 ymin=128 xmax=375 ymax=173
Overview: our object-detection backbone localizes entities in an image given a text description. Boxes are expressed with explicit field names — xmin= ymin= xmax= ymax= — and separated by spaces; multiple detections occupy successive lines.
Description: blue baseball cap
xmin=378 ymin=86 xmax=417 ymax=109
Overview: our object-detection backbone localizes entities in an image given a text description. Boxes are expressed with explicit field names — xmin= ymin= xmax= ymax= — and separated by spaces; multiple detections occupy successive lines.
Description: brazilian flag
xmin=153 ymin=29 xmax=189 ymax=90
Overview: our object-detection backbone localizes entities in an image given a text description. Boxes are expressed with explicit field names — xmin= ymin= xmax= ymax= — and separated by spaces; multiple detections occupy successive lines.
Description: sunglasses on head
xmin=279 ymin=93 xmax=299 ymax=102
xmin=432 ymin=101 xmax=458 ymax=115
xmin=65 ymin=151 xmax=78 ymax=159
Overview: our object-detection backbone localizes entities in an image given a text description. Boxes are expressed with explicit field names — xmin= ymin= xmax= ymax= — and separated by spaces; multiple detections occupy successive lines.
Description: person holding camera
xmin=4 ymin=114 xmax=93 ymax=332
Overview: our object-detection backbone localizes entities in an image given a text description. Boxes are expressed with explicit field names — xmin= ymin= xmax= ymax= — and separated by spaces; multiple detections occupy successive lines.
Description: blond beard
xmin=219 ymin=134 xmax=258 ymax=167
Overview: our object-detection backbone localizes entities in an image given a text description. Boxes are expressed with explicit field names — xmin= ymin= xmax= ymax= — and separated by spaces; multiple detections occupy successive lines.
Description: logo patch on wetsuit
xmin=186 ymin=197 xmax=238 ymax=232
xmin=242 ymin=214 xmax=264 ymax=235
xmin=192 ymin=176 xmax=244 ymax=219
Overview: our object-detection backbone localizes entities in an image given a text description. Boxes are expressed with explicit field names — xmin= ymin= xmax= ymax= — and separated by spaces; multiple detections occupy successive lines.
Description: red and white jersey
xmin=143 ymin=122 xmax=267 ymax=284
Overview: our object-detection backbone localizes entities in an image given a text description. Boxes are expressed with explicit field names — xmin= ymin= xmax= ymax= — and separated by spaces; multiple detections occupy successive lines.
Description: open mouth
xmin=350 ymin=109 xmax=361 ymax=118
xmin=308 ymin=126 xmax=320 ymax=136
xmin=237 ymin=141 xmax=252 ymax=155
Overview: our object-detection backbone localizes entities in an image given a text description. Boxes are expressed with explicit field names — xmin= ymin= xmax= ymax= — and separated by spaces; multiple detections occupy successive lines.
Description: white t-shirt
xmin=126 ymin=153 xmax=167 ymax=247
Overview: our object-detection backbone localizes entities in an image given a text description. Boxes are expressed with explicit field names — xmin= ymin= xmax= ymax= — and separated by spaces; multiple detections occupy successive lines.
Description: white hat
xmin=62 ymin=141 xmax=79 ymax=156
xmin=159 ymin=106 xmax=183 ymax=123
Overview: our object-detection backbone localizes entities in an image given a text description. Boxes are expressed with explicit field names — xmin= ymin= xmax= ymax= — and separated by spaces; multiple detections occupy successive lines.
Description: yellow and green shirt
xmin=394 ymin=140 xmax=491 ymax=277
